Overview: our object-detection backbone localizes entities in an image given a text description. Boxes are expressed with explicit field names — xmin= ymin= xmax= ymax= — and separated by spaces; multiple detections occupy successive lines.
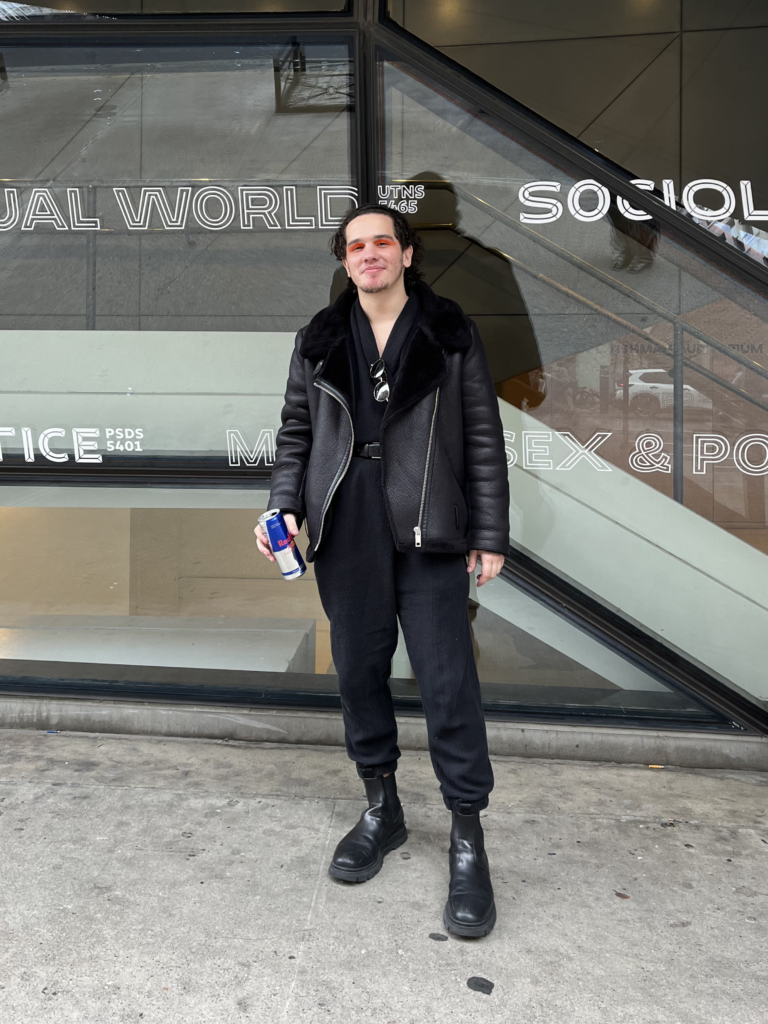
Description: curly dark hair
xmin=330 ymin=202 xmax=424 ymax=290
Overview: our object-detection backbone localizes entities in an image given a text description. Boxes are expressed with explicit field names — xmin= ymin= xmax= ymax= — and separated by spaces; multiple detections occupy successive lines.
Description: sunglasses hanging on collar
xmin=370 ymin=358 xmax=390 ymax=402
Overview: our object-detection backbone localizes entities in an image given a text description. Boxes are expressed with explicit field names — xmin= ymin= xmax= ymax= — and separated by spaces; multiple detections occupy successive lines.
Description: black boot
xmin=443 ymin=803 xmax=496 ymax=937
xmin=328 ymin=772 xmax=407 ymax=883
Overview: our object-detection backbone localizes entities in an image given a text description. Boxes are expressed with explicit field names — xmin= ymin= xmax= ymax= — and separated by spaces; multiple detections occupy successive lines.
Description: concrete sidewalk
xmin=0 ymin=730 xmax=766 ymax=1024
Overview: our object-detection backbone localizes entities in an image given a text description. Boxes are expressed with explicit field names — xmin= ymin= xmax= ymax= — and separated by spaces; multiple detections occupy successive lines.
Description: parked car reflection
xmin=615 ymin=368 xmax=712 ymax=417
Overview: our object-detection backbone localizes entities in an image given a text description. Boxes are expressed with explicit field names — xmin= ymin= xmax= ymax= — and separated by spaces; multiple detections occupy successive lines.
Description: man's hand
xmin=254 ymin=513 xmax=299 ymax=562
xmin=467 ymin=549 xmax=505 ymax=587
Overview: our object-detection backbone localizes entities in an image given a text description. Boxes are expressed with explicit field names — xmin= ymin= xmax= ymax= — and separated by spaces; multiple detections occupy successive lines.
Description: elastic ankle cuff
xmin=445 ymin=796 xmax=489 ymax=814
xmin=356 ymin=761 xmax=398 ymax=780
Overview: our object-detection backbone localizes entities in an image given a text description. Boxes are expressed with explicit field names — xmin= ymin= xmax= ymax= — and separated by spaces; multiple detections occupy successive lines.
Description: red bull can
xmin=258 ymin=509 xmax=306 ymax=580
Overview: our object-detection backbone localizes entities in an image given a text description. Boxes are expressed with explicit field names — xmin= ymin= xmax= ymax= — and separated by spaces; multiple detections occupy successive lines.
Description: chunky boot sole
xmin=328 ymin=823 xmax=408 ymax=883
xmin=443 ymin=900 xmax=497 ymax=938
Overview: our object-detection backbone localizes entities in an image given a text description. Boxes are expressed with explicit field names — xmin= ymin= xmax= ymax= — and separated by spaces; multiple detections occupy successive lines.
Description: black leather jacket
xmin=268 ymin=280 xmax=510 ymax=561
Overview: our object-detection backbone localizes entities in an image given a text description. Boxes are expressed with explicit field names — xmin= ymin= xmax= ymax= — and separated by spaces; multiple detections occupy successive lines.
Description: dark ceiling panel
xmin=682 ymin=0 xmax=768 ymax=31
xmin=682 ymin=28 xmax=768 ymax=209
xmin=579 ymin=36 xmax=680 ymax=185
xmin=439 ymin=33 xmax=677 ymax=138
xmin=398 ymin=0 xmax=680 ymax=47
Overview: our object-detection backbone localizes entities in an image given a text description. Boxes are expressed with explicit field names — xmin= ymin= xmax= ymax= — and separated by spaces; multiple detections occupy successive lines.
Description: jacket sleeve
xmin=267 ymin=333 xmax=313 ymax=521
xmin=461 ymin=322 xmax=510 ymax=555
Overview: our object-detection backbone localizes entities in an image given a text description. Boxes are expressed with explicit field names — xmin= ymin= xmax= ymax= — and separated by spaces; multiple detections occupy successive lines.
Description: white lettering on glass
xmin=733 ymin=434 xmax=768 ymax=476
xmin=38 ymin=428 xmax=69 ymax=463
xmin=662 ymin=179 xmax=677 ymax=208
xmin=113 ymin=187 xmax=191 ymax=230
xmin=567 ymin=179 xmax=611 ymax=223
xmin=21 ymin=189 xmax=69 ymax=231
xmin=0 ymin=427 xmax=15 ymax=459
xmin=503 ymin=430 xmax=517 ymax=467
xmin=72 ymin=428 xmax=102 ymax=464
xmin=227 ymin=429 xmax=275 ymax=467
xmin=0 ymin=180 xmax=765 ymax=233
xmin=628 ymin=433 xmax=671 ymax=473
xmin=523 ymin=431 xmax=553 ymax=470
xmin=377 ymin=185 xmax=425 ymax=201
xmin=616 ymin=180 xmax=654 ymax=221
xmin=693 ymin=434 xmax=730 ymax=474
xmin=739 ymin=181 xmax=768 ymax=222
xmin=21 ymin=427 xmax=34 ymax=462
xmin=556 ymin=431 xmax=612 ymax=471
xmin=192 ymin=186 xmax=237 ymax=230
xmin=239 ymin=187 xmax=281 ymax=230
xmin=317 ymin=186 xmax=358 ymax=228
xmin=283 ymin=186 xmax=315 ymax=229
xmin=682 ymin=180 xmax=736 ymax=221
xmin=0 ymin=188 xmax=20 ymax=231
xmin=518 ymin=181 xmax=563 ymax=224
xmin=67 ymin=188 xmax=101 ymax=230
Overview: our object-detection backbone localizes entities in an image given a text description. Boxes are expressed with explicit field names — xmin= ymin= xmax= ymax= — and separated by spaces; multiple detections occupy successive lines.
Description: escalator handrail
xmin=483 ymin=237 xmax=768 ymax=414
xmin=456 ymin=186 xmax=768 ymax=386
xmin=403 ymin=178 xmax=768 ymax=410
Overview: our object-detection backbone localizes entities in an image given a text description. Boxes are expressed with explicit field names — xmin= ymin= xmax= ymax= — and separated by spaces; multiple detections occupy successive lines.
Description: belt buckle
xmin=370 ymin=444 xmax=381 ymax=460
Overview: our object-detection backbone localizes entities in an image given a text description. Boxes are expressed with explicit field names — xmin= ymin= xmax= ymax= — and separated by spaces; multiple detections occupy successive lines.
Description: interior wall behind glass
xmin=0 ymin=40 xmax=354 ymax=695
xmin=0 ymin=41 xmax=355 ymax=468
xmin=388 ymin=0 xmax=768 ymax=210
xmin=0 ymin=43 xmax=354 ymax=333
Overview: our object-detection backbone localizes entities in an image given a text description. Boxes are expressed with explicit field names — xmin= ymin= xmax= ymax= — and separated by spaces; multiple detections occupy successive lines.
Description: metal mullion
xmin=672 ymin=322 xmax=685 ymax=503
xmin=0 ymin=13 xmax=358 ymax=46
xmin=352 ymin=0 xmax=379 ymax=204
xmin=85 ymin=185 xmax=97 ymax=331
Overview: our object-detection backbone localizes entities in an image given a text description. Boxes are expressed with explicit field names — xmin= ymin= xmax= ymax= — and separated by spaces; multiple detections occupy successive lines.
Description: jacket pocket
xmin=423 ymin=440 xmax=468 ymax=545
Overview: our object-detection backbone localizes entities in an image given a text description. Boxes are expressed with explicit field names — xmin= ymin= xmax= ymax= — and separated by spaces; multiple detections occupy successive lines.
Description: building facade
xmin=0 ymin=1 xmax=766 ymax=747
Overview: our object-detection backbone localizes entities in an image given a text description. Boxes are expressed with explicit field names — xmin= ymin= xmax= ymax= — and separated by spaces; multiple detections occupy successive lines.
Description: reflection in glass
xmin=380 ymin=56 xmax=768 ymax=705
xmin=0 ymin=40 xmax=354 ymax=703
xmin=0 ymin=42 xmax=355 ymax=471
xmin=386 ymin=0 xmax=768 ymax=272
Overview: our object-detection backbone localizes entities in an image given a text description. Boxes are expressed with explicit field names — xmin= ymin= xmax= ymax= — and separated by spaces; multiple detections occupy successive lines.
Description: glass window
xmin=379 ymin=53 xmax=768 ymax=708
xmin=0 ymin=38 xmax=355 ymax=703
xmin=387 ymin=2 xmax=768 ymax=272
xmin=0 ymin=25 xmax=761 ymax=724
xmin=0 ymin=41 xmax=354 ymax=470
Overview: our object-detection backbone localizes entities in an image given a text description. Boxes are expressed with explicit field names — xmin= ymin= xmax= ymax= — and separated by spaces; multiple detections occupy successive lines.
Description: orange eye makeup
xmin=346 ymin=236 xmax=396 ymax=253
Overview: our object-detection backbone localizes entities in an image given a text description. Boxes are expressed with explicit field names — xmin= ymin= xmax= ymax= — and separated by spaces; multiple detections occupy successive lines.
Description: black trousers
xmin=314 ymin=457 xmax=494 ymax=813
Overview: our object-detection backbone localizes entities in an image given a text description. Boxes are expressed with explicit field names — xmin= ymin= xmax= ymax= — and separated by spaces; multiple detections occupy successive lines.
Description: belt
xmin=353 ymin=442 xmax=382 ymax=459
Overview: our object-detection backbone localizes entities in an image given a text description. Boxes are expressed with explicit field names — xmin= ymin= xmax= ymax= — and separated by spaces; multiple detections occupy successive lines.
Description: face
xmin=342 ymin=212 xmax=413 ymax=294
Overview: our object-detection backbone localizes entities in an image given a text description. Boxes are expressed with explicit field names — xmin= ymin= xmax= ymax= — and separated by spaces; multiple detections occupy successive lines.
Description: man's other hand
xmin=254 ymin=513 xmax=299 ymax=562
xmin=467 ymin=549 xmax=505 ymax=587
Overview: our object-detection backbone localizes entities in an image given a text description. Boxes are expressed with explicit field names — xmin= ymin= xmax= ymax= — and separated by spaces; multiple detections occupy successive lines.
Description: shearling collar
xmin=301 ymin=279 xmax=473 ymax=419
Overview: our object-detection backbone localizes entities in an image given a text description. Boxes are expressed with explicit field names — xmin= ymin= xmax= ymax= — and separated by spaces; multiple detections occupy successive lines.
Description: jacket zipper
xmin=313 ymin=379 xmax=354 ymax=552
xmin=414 ymin=388 xmax=440 ymax=548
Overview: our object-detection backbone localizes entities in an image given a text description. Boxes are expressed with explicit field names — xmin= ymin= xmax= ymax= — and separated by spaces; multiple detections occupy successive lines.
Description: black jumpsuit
xmin=312 ymin=292 xmax=494 ymax=813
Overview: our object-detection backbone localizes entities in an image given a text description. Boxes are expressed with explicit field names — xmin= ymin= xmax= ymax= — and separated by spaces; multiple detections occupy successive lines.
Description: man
xmin=255 ymin=204 xmax=509 ymax=938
